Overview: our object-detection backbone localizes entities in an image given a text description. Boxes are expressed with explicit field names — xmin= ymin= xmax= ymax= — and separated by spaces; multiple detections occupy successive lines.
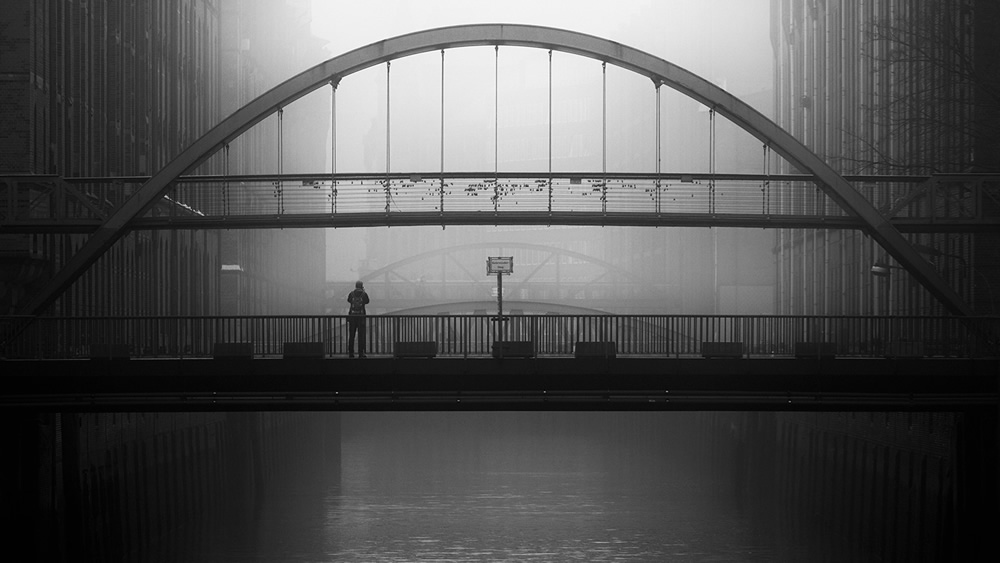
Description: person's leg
xmin=347 ymin=318 xmax=357 ymax=357
xmin=358 ymin=317 xmax=367 ymax=357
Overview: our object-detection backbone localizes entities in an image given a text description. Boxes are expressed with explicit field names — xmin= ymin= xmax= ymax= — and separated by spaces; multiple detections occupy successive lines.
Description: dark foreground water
xmin=187 ymin=414 xmax=804 ymax=562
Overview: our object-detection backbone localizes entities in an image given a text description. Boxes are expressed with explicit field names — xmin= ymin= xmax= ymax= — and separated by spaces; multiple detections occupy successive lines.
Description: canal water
xmin=189 ymin=413 xmax=807 ymax=562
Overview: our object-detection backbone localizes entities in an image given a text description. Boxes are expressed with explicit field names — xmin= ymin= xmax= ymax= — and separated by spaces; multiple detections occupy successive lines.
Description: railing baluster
xmin=3 ymin=314 xmax=994 ymax=360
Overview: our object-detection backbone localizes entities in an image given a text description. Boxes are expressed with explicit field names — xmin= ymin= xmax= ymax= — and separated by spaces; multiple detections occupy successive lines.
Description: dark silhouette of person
xmin=347 ymin=280 xmax=370 ymax=358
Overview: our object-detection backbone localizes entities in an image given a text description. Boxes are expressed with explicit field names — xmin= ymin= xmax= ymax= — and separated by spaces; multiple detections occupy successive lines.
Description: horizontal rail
xmin=3 ymin=173 xmax=998 ymax=234
xmin=4 ymin=214 xmax=998 ymax=234
xmin=2 ymin=314 xmax=997 ymax=360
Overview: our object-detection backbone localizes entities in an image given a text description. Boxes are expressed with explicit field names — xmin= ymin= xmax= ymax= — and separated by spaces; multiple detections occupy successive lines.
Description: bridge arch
xmin=359 ymin=241 xmax=640 ymax=283
xmin=20 ymin=23 xmax=970 ymax=315
xmin=389 ymin=300 xmax=610 ymax=315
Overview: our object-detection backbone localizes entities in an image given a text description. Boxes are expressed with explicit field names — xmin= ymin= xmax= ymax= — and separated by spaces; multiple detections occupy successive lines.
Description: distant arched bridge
xmin=326 ymin=241 xmax=648 ymax=314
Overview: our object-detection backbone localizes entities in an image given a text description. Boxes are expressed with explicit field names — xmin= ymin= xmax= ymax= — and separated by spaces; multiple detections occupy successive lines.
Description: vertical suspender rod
xmin=385 ymin=61 xmax=391 ymax=214
xmin=277 ymin=107 xmax=284 ymax=214
xmin=494 ymin=45 xmax=499 ymax=215
xmin=440 ymin=50 xmax=446 ymax=220
xmin=548 ymin=50 xmax=553 ymax=218
xmin=331 ymin=80 xmax=338 ymax=214
xmin=655 ymin=82 xmax=661 ymax=216
xmin=602 ymin=61 xmax=607 ymax=215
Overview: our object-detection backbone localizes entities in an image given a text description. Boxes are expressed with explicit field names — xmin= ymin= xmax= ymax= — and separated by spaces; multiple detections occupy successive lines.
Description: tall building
xmin=216 ymin=0 xmax=330 ymax=316
xmin=0 ymin=0 xmax=329 ymax=316
xmin=770 ymin=0 xmax=1000 ymax=315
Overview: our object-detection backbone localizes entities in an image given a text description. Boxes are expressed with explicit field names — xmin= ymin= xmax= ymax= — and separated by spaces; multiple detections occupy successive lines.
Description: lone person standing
xmin=347 ymin=280 xmax=370 ymax=358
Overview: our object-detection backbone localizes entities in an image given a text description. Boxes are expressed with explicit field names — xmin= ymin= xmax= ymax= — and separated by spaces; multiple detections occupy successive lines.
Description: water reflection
xmin=324 ymin=470 xmax=772 ymax=562
xmin=191 ymin=412 xmax=794 ymax=562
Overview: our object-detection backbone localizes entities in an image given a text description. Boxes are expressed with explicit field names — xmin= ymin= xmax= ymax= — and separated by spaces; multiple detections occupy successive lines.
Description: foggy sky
xmin=309 ymin=0 xmax=773 ymax=97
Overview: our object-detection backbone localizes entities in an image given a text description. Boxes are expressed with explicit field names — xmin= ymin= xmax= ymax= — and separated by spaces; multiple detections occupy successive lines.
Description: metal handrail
xmin=6 ymin=173 xmax=1000 ymax=233
xmin=2 ymin=314 xmax=997 ymax=360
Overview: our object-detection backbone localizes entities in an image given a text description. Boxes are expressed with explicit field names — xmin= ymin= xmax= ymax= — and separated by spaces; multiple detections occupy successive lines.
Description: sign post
xmin=487 ymin=256 xmax=513 ymax=358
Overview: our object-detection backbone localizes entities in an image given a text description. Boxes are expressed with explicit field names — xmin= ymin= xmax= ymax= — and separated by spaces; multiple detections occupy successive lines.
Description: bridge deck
xmin=4 ymin=356 xmax=997 ymax=412
xmin=10 ymin=212 xmax=996 ymax=234
xmin=5 ymin=173 xmax=999 ymax=235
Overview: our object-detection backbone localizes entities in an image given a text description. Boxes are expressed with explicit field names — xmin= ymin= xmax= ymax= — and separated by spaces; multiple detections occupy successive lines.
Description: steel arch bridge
xmin=15 ymin=23 xmax=971 ymax=316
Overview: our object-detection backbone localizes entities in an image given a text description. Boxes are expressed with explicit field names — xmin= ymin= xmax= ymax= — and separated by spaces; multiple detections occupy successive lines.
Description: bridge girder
xmin=17 ymin=23 xmax=972 ymax=316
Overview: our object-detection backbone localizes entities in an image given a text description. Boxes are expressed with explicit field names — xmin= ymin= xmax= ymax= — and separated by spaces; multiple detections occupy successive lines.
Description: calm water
xmin=192 ymin=416 xmax=799 ymax=562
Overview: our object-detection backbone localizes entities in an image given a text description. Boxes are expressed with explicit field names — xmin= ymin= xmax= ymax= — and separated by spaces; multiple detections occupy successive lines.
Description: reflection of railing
xmin=2 ymin=314 xmax=997 ymax=360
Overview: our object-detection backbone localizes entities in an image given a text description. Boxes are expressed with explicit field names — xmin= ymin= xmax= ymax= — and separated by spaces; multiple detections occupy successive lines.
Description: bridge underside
xmin=5 ymin=357 xmax=997 ymax=412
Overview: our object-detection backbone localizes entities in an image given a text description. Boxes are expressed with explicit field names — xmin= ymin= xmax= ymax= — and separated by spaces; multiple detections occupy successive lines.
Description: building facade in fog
xmin=770 ymin=0 xmax=1000 ymax=315
xmin=0 ymin=0 xmax=328 ymax=316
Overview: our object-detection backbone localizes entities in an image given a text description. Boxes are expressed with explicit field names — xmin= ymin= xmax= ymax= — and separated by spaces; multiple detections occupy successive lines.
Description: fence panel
xmin=1 ymin=315 xmax=997 ymax=359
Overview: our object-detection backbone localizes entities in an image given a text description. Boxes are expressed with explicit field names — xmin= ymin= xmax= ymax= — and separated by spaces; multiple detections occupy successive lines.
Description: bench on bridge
xmin=213 ymin=342 xmax=254 ymax=359
xmin=885 ymin=341 xmax=925 ymax=358
xmin=493 ymin=341 xmax=535 ymax=359
xmin=575 ymin=341 xmax=617 ymax=359
xmin=394 ymin=341 xmax=438 ymax=358
xmin=89 ymin=343 xmax=131 ymax=360
xmin=794 ymin=341 xmax=837 ymax=359
xmin=282 ymin=342 xmax=325 ymax=359
xmin=701 ymin=341 xmax=744 ymax=359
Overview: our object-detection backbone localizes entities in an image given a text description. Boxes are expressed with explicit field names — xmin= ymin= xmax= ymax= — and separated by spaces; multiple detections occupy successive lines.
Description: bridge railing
xmin=158 ymin=173 xmax=1000 ymax=222
xmin=160 ymin=175 xmax=794 ymax=218
xmin=2 ymin=314 xmax=997 ymax=360
xmin=6 ymin=174 xmax=999 ymax=232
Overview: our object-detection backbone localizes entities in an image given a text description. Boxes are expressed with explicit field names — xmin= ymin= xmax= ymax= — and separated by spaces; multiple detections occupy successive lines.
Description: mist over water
xmin=194 ymin=412 xmax=800 ymax=562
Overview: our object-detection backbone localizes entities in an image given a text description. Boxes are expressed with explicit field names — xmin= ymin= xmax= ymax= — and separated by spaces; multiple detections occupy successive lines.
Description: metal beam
xmin=8 ymin=213 xmax=997 ymax=235
xmin=17 ymin=23 xmax=973 ymax=315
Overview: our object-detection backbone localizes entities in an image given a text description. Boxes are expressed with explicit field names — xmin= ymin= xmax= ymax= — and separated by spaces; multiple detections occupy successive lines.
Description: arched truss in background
xmin=341 ymin=241 xmax=641 ymax=313
xmin=18 ymin=24 xmax=971 ymax=316
xmin=391 ymin=301 xmax=611 ymax=315
xmin=360 ymin=240 xmax=640 ymax=285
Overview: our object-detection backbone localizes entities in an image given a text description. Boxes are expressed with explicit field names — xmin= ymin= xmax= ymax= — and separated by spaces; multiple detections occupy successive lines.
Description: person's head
xmin=355 ymin=280 xmax=364 ymax=289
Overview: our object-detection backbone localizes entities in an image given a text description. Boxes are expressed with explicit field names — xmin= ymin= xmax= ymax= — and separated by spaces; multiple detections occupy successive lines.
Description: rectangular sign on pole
xmin=486 ymin=256 xmax=513 ymax=275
